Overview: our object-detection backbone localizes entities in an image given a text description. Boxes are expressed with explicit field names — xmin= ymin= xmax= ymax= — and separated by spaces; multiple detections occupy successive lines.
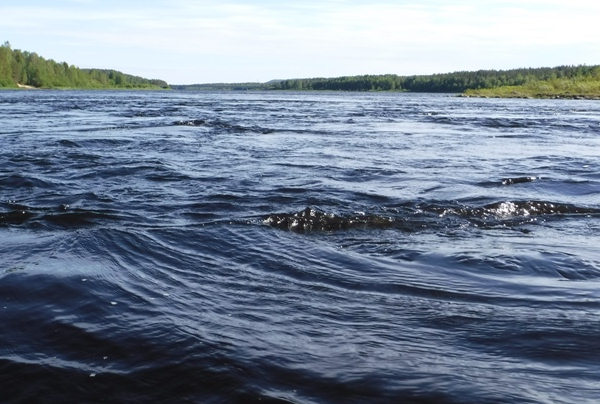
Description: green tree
xmin=0 ymin=42 xmax=15 ymax=87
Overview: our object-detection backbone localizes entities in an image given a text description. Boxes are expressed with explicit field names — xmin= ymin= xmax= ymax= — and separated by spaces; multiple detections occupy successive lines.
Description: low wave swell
xmin=0 ymin=203 xmax=118 ymax=228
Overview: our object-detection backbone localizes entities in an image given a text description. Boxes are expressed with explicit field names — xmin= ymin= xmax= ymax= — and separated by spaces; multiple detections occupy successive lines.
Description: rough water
xmin=1 ymin=90 xmax=599 ymax=403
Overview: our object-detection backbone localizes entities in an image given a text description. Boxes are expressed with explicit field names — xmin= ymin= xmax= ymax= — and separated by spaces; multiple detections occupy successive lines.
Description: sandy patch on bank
xmin=17 ymin=83 xmax=37 ymax=89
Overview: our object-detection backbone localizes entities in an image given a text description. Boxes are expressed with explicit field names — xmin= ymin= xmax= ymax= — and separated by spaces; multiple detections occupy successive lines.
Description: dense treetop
xmin=0 ymin=42 xmax=169 ymax=89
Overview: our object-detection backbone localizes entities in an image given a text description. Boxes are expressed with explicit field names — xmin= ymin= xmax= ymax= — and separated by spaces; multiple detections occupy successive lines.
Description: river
xmin=1 ymin=90 xmax=599 ymax=403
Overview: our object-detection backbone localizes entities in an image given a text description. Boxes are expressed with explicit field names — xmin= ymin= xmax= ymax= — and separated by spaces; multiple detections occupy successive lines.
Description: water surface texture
xmin=1 ymin=91 xmax=599 ymax=403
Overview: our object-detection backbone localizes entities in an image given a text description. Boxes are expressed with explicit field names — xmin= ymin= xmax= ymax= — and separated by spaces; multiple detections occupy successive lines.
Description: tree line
xmin=0 ymin=42 xmax=169 ymax=89
xmin=267 ymin=65 xmax=600 ymax=92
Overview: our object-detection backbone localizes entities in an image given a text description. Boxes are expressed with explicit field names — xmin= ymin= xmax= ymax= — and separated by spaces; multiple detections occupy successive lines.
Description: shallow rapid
xmin=1 ymin=90 xmax=599 ymax=403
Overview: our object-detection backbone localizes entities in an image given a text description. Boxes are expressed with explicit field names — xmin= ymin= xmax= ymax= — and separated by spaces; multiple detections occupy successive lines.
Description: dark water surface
xmin=1 ymin=90 xmax=599 ymax=403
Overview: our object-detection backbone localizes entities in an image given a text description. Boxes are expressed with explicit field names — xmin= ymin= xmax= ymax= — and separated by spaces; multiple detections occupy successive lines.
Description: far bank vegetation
xmin=268 ymin=66 xmax=600 ymax=98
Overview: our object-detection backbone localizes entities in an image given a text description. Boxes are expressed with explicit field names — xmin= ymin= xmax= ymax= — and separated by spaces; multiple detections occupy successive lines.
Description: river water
xmin=1 ymin=90 xmax=599 ymax=403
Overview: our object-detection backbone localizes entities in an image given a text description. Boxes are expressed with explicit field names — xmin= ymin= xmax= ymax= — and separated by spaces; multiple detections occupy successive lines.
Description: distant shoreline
xmin=172 ymin=65 xmax=600 ymax=100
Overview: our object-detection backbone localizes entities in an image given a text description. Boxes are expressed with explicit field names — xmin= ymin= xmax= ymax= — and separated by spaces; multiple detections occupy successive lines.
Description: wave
xmin=173 ymin=119 xmax=206 ymax=126
xmin=0 ymin=203 xmax=119 ymax=229
xmin=3 ymin=197 xmax=596 ymax=232
xmin=173 ymin=118 xmax=275 ymax=134
xmin=263 ymin=207 xmax=399 ymax=233
xmin=453 ymin=200 xmax=600 ymax=217
xmin=57 ymin=139 xmax=81 ymax=148
xmin=263 ymin=201 xmax=600 ymax=233
xmin=0 ymin=174 xmax=53 ymax=189
xmin=501 ymin=176 xmax=540 ymax=185
xmin=422 ymin=114 xmax=593 ymax=134
xmin=477 ymin=176 xmax=541 ymax=187
xmin=423 ymin=115 xmax=541 ymax=129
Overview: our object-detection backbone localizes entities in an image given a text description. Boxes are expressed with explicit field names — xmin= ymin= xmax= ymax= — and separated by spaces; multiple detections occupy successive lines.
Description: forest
xmin=267 ymin=65 xmax=600 ymax=93
xmin=0 ymin=42 xmax=169 ymax=89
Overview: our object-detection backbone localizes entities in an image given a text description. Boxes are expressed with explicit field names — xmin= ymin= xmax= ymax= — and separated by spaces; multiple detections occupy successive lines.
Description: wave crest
xmin=263 ymin=207 xmax=397 ymax=233
xmin=264 ymin=201 xmax=600 ymax=233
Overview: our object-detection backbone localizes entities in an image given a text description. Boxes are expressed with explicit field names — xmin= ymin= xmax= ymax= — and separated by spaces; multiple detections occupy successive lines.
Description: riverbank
xmin=463 ymin=77 xmax=600 ymax=99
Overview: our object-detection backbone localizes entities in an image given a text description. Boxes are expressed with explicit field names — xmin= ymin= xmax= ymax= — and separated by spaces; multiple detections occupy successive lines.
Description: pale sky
xmin=2 ymin=0 xmax=599 ymax=84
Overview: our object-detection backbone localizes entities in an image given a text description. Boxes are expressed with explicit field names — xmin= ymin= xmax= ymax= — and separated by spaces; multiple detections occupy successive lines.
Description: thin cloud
xmin=1 ymin=0 xmax=598 ymax=83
